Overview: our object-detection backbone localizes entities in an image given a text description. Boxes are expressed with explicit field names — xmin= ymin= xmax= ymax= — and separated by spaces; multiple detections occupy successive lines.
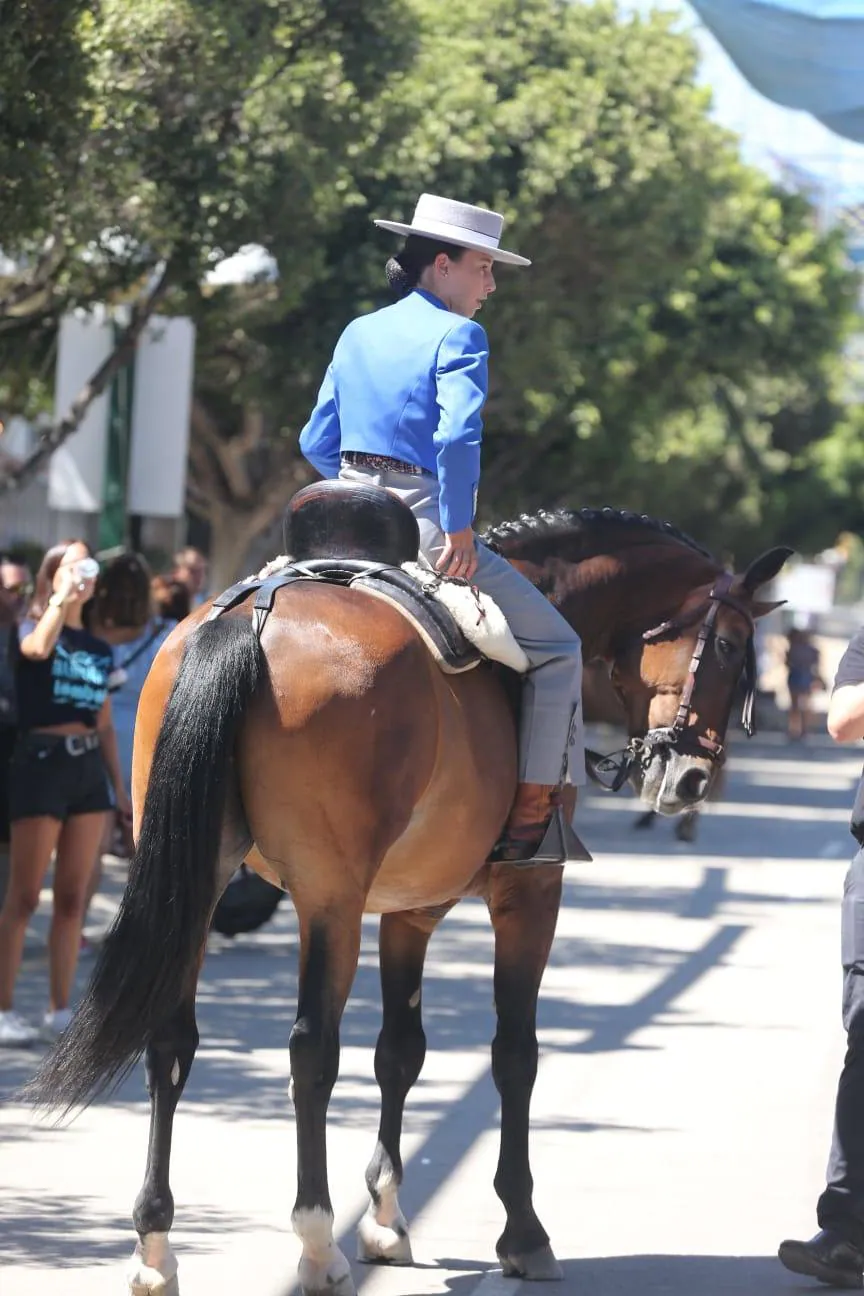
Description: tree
xmin=2 ymin=0 xmax=859 ymax=577
xmin=186 ymin=0 xmax=860 ymax=571
xmin=0 ymin=0 xmax=411 ymax=492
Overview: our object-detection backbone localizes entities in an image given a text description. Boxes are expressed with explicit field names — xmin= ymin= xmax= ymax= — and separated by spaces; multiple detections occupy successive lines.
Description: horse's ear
xmin=750 ymin=598 xmax=786 ymax=620
xmin=738 ymin=546 xmax=795 ymax=594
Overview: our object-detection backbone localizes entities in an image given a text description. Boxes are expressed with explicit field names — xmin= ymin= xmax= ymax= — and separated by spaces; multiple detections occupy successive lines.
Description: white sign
xmin=127 ymin=316 xmax=195 ymax=517
xmin=48 ymin=313 xmax=113 ymax=512
xmin=774 ymin=563 xmax=836 ymax=614
xmin=49 ymin=310 xmax=195 ymax=521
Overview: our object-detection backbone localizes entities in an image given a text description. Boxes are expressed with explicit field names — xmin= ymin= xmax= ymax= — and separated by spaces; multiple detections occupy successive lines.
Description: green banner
xmin=98 ymin=324 xmax=134 ymax=552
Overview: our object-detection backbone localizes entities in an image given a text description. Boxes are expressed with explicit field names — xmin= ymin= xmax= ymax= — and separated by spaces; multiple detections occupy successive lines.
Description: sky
xmin=649 ymin=1 xmax=864 ymax=202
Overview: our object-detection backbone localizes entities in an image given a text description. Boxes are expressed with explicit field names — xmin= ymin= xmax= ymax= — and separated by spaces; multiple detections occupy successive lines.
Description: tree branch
xmin=190 ymin=397 xmax=250 ymax=501
xmin=0 ymin=259 xmax=179 ymax=495
xmin=187 ymin=431 xmax=225 ymax=506
xmin=0 ymin=236 xmax=68 ymax=316
xmin=243 ymin=455 xmax=311 ymax=535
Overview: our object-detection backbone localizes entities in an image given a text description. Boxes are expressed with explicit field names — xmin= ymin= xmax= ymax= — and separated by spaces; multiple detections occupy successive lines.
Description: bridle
xmin=586 ymin=572 xmax=758 ymax=793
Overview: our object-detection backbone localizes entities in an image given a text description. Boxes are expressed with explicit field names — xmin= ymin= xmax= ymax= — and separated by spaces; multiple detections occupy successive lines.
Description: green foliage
xmin=1 ymin=0 xmax=861 ymax=569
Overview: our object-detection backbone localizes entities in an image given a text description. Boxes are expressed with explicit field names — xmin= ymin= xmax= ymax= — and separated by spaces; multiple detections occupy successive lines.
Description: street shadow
xmin=0 ymin=1192 xmax=258 ymax=1266
xmin=437 ymin=1253 xmax=795 ymax=1295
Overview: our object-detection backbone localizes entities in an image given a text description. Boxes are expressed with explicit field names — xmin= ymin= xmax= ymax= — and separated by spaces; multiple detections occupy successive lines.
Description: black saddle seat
xmin=284 ymin=481 xmax=420 ymax=566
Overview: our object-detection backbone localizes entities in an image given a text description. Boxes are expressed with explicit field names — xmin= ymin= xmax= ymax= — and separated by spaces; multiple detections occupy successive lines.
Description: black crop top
xmin=15 ymin=620 xmax=113 ymax=730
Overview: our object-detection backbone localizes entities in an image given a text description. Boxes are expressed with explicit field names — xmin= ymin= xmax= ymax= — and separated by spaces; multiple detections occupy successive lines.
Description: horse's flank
xmin=139 ymin=581 xmax=516 ymax=915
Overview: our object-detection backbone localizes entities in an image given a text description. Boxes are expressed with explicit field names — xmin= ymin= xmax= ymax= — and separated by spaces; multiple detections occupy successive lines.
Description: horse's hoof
xmin=129 ymin=1281 xmax=179 ymax=1296
xmin=298 ymin=1246 xmax=356 ymax=1296
xmin=127 ymin=1235 xmax=179 ymax=1295
xmin=300 ymin=1274 xmax=356 ymax=1296
xmin=499 ymin=1243 xmax=564 ymax=1281
xmin=675 ymin=815 xmax=698 ymax=843
xmin=357 ymin=1206 xmax=414 ymax=1265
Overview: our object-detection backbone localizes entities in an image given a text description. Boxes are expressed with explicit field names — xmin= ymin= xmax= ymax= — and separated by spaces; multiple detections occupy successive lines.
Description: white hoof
xmin=357 ymin=1204 xmax=413 ymax=1265
xmin=500 ymin=1243 xmax=563 ymax=1281
xmin=127 ymin=1233 xmax=180 ymax=1295
xmin=298 ymin=1245 xmax=355 ymax=1296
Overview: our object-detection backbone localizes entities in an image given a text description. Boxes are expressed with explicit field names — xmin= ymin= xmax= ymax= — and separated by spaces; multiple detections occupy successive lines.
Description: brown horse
xmin=25 ymin=499 xmax=789 ymax=1296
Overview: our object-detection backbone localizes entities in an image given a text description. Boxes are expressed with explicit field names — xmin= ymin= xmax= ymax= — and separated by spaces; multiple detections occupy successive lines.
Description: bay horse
xmin=24 ymin=497 xmax=790 ymax=1296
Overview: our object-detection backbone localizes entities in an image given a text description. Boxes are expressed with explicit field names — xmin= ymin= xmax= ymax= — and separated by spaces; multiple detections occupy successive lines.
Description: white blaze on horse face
xmin=293 ymin=1206 xmax=355 ymax=1296
xmin=126 ymin=1232 xmax=178 ymax=1295
xmin=170 ymin=1057 xmax=180 ymax=1086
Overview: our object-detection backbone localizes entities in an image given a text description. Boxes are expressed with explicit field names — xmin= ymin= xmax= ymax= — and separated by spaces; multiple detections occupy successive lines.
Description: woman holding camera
xmin=0 ymin=540 xmax=130 ymax=1047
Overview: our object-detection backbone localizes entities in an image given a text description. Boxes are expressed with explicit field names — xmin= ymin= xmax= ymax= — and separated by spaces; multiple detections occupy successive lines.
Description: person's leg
xmin=0 ymin=816 xmax=62 ymax=1009
xmin=49 ymin=811 xmax=108 ymax=1011
xmin=470 ymin=542 xmax=583 ymax=788
xmin=779 ymin=849 xmax=864 ymax=1284
xmin=817 ymin=848 xmax=864 ymax=1242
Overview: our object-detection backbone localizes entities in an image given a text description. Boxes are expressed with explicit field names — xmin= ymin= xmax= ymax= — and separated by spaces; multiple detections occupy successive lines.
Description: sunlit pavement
xmin=1 ymin=729 xmax=858 ymax=1294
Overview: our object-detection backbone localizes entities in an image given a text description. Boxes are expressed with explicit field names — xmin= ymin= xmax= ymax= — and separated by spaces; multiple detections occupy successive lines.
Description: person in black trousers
xmin=780 ymin=626 xmax=864 ymax=1287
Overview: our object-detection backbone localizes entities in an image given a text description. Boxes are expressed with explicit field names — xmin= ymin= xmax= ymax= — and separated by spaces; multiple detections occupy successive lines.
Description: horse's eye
xmin=716 ymin=637 xmax=739 ymax=664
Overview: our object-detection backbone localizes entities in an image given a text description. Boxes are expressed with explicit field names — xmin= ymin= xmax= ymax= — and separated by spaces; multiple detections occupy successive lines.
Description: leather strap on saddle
xmin=206 ymin=559 xmax=480 ymax=671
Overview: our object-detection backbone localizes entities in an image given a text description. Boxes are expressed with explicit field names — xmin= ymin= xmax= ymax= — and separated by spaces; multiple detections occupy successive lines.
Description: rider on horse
xmin=299 ymin=193 xmax=585 ymax=864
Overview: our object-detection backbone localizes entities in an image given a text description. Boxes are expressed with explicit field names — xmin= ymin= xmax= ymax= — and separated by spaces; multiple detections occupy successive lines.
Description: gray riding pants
xmin=339 ymin=464 xmax=585 ymax=785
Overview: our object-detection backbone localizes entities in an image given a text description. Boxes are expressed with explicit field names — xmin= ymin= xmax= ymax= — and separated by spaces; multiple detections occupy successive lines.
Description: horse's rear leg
xmin=127 ymin=978 xmax=200 ymax=1295
xmin=292 ymin=905 xmax=363 ymax=1296
xmin=488 ymin=865 xmax=564 ymax=1282
xmin=358 ymin=907 xmax=451 ymax=1266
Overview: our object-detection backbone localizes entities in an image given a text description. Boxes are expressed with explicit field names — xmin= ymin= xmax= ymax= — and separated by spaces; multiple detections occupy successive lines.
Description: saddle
xmin=208 ymin=481 xmax=528 ymax=675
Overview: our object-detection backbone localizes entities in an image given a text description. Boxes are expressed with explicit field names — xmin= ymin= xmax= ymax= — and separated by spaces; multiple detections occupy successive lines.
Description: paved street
xmin=1 ymin=729 xmax=860 ymax=1295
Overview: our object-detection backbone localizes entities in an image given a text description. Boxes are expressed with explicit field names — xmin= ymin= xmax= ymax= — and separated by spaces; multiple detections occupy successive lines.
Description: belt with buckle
xmin=21 ymin=731 xmax=101 ymax=758
xmin=341 ymin=452 xmax=423 ymax=476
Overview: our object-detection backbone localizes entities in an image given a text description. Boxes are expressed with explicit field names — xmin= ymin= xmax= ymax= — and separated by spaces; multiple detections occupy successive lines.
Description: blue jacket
xmin=299 ymin=288 xmax=488 ymax=533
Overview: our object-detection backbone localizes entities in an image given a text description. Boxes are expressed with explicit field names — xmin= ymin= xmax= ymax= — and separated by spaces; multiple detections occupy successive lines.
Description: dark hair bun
xmin=385 ymin=255 xmax=414 ymax=297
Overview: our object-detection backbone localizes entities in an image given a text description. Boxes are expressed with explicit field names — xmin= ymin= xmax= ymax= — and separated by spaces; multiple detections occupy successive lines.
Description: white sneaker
xmin=0 ymin=1009 xmax=39 ymax=1047
xmin=42 ymin=1007 xmax=74 ymax=1039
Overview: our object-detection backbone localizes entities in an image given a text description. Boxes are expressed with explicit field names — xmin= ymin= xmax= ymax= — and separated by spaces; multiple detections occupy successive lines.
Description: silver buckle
xmin=64 ymin=734 xmax=95 ymax=757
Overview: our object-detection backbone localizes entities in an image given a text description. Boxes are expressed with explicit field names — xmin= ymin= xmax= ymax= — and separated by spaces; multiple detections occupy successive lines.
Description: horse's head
xmin=608 ymin=546 xmax=791 ymax=813
xmin=483 ymin=508 xmax=793 ymax=817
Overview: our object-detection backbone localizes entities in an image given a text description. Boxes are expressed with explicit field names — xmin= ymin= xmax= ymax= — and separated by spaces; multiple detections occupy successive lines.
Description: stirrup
xmin=498 ymin=806 xmax=593 ymax=869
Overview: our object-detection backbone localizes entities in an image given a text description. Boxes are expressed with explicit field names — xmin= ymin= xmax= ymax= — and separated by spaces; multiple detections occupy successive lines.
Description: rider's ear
xmin=736 ymin=546 xmax=795 ymax=595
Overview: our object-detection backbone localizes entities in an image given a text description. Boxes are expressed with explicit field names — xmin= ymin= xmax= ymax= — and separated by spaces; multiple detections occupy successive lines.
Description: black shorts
xmin=8 ymin=734 xmax=113 ymax=822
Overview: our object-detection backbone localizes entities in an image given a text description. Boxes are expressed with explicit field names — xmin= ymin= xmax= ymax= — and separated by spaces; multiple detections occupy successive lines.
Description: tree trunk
xmin=205 ymin=499 xmax=286 ymax=592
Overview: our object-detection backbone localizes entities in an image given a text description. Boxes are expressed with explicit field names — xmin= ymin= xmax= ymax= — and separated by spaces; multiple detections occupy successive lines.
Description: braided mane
xmin=481 ymin=506 xmax=715 ymax=562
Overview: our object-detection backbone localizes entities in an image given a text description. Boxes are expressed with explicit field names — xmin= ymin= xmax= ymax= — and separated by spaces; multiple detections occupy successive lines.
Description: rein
xmin=586 ymin=572 xmax=758 ymax=793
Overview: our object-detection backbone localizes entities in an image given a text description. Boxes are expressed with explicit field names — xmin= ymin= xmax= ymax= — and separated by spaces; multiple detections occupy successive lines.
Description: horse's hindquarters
xmin=234 ymin=585 xmax=516 ymax=912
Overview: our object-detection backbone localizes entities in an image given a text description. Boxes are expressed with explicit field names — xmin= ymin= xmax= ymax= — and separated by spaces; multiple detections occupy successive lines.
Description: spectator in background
xmin=90 ymin=555 xmax=177 ymax=803
xmin=171 ymin=546 xmax=209 ymax=606
xmin=151 ymin=574 xmax=192 ymax=624
xmin=0 ymin=556 xmax=31 ymax=892
xmin=786 ymin=627 xmax=824 ymax=742
xmin=0 ymin=540 xmax=130 ymax=1046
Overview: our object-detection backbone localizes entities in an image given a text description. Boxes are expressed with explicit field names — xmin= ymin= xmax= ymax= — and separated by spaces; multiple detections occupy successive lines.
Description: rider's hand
xmin=436 ymin=526 xmax=478 ymax=581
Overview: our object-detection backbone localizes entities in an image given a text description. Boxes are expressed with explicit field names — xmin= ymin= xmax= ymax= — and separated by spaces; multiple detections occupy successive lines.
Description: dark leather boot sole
xmin=778 ymin=1238 xmax=864 ymax=1288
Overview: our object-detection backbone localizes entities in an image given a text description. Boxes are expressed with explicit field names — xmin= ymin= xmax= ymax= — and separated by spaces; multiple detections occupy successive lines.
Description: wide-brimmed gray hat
xmin=374 ymin=193 xmax=531 ymax=267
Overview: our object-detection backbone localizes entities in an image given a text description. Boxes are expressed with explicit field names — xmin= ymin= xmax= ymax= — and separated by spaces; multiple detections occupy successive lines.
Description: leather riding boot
xmin=493 ymin=783 xmax=592 ymax=867
xmin=778 ymin=1229 xmax=864 ymax=1288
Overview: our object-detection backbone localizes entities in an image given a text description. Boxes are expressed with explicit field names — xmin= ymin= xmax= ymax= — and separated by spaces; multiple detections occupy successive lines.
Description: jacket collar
xmin=412 ymin=287 xmax=448 ymax=311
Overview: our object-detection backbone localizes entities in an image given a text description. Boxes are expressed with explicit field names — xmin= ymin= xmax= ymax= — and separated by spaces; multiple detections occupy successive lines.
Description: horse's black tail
xmin=21 ymin=616 xmax=266 ymax=1116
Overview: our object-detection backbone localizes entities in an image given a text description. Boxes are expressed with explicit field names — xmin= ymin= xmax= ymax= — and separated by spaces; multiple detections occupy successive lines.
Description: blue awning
xmin=689 ymin=1 xmax=864 ymax=142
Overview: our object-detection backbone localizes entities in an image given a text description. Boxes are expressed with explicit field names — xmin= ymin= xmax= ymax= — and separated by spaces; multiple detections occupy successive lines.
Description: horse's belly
xmin=364 ymin=689 xmax=514 ymax=912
